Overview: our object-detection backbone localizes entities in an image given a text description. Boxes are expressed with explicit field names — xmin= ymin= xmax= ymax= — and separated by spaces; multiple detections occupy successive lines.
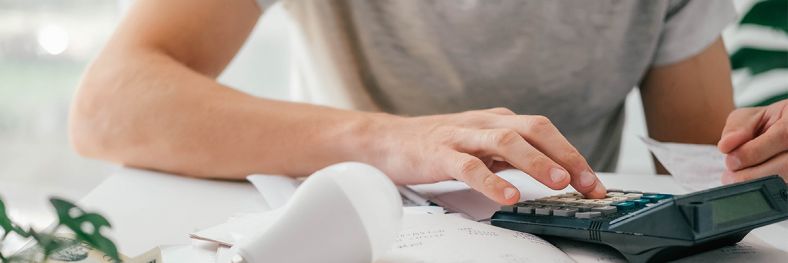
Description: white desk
xmin=79 ymin=168 xmax=268 ymax=256
xmin=79 ymin=167 xmax=788 ymax=257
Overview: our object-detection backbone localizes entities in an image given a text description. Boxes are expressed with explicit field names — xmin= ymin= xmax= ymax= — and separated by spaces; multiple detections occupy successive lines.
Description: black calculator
xmin=491 ymin=175 xmax=788 ymax=263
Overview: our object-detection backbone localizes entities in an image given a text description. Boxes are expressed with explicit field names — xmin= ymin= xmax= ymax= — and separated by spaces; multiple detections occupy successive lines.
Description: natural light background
xmin=0 ymin=0 xmax=781 ymax=231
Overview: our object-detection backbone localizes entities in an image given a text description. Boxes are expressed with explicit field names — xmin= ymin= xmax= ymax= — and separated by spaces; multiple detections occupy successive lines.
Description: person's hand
xmin=718 ymin=100 xmax=788 ymax=184
xmin=362 ymin=108 xmax=607 ymax=205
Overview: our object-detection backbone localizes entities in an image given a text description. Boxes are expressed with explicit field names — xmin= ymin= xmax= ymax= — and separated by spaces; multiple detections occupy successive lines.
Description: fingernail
xmin=550 ymin=168 xmax=569 ymax=184
xmin=503 ymin=187 xmax=517 ymax=200
xmin=579 ymin=170 xmax=596 ymax=187
xmin=726 ymin=155 xmax=741 ymax=170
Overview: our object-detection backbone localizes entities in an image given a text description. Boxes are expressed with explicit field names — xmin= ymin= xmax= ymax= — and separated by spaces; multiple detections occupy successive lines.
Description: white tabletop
xmin=79 ymin=167 xmax=788 ymax=257
xmin=79 ymin=168 xmax=268 ymax=255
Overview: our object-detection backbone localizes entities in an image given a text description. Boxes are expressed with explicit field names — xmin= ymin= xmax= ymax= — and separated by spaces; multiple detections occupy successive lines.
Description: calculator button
xmin=516 ymin=205 xmax=535 ymax=214
xmin=608 ymin=196 xmax=629 ymax=202
xmin=624 ymin=193 xmax=643 ymax=200
xmin=591 ymin=206 xmax=618 ymax=215
xmin=500 ymin=205 xmax=516 ymax=213
xmin=614 ymin=201 xmax=636 ymax=210
xmin=577 ymin=199 xmax=597 ymax=205
xmin=590 ymin=199 xmax=614 ymax=205
xmin=632 ymin=199 xmax=650 ymax=207
xmin=574 ymin=204 xmax=595 ymax=212
xmin=642 ymin=194 xmax=671 ymax=203
xmin=575 ymin=211 xmax=602 ymax=219
xmin=535 ymin=207 xmax=553 ymax=215
xmin=554 ymin=208 xmax=578 ymax=217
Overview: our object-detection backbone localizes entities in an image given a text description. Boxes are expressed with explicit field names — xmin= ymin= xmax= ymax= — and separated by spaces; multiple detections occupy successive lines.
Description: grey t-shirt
xmin=256 ymin=0 xmax=735 ymax=172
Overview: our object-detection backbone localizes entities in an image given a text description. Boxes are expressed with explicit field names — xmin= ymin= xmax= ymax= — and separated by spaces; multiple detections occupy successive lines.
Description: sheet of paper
xmin=215 ymin=246 xmax=235 ymax=263
xmin=376 ymin=214 xmax=574 ymax=263
xmin=673 ymin=236 xmax=788 ymax=263
xmin=247 ymin=175 xmax=433 ymax=209
xmin=126 ymin=242 xmax=217 ymax=263
xmin=550 ymin=235 xmax=788 ymax=263
xmin=749 ymin=223 xmax=788 ymax=253
xmin=548 ymin=238 xmax=627 ymax=263
xmin=641 ymin=137 xmax=726 ymax=191
xmin=158 ymin=245 xmax=216 ymax=263
xmin=246 ymin=175 xmax=302 ymax=209
xmin=190 ymin=206 xmax=446 ymax=247
xmin=190 ymin=210 xmax=283 ymax=246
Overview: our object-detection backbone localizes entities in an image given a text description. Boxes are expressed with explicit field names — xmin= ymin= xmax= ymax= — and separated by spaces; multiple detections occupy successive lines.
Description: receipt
xmin=376 ymin=214 xmax=574 ymax=263
xmin=640 ymin=137 xmax=726 ymax=191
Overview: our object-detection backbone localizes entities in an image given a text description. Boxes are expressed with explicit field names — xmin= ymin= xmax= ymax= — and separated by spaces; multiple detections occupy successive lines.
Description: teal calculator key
xmin=642 ymin=194 xmax=671 ymax=203
xmin=632 ymin=199 xmax=650 ymax=207
xmin=614 ymin=201 xmax=636 ymax=209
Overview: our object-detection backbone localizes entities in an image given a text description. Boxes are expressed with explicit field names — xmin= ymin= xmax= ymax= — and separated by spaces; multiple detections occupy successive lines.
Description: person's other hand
xmin=718 ymin=100 xmax=788 ymax=184
xmin=364 ymin=108 xmax=606 ymax=205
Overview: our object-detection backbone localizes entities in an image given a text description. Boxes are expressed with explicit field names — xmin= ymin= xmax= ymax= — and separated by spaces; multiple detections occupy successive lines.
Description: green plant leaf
xmin=50 ymin=198 xmax=120 ymax=262
xmin=0 ymin=198 xmax=29 ymax=238
xmin=731 ymin=47 xmax=788 ymax=75
xmin=740 ymin=0 xmax=788 ymax=34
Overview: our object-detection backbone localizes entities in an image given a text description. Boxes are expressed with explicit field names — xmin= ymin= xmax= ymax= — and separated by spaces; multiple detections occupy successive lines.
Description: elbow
xmin=69 ymin=102 xmax=107 ymax=160
xmin=68 ymin=57 xmax=129 ymax=160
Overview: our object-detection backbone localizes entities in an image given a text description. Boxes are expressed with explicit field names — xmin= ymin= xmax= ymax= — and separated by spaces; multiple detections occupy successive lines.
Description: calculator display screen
xmin=711 ymin=190 xmax=772 ymax=226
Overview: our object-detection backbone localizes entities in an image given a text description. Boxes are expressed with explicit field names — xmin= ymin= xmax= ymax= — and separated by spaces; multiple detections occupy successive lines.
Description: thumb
xmin=718 ymin=107 xmax=764 ymax=153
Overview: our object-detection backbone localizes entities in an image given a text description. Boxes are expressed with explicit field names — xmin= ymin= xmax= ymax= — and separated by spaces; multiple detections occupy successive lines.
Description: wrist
xmin=340 ymin=111 xmax=402 ymax=167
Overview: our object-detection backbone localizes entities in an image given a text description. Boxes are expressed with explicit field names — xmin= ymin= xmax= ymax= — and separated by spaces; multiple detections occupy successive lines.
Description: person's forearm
xmin=640 ymin=38 xmax=735 ymax=174
xmin=71 ymin=48 xmax=609 ymax=203
xmin=70 ymin=49 xmax=380 ymax=179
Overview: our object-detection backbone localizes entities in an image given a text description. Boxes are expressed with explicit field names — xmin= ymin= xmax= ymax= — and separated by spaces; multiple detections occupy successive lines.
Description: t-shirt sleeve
xmin=652 ymin=0 xmax=737 ymax=66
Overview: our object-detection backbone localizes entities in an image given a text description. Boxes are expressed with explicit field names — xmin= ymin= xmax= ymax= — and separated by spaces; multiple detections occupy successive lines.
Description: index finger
xmin=489 ymin=115 xmax=607 ymax=198
xmin=443 ymin=151 xmax=521 ymax=205
xmin=451 ymin=128 xmax=572 ymax=191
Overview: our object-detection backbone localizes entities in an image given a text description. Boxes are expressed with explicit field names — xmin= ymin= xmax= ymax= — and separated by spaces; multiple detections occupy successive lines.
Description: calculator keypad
xmin=500 ymin=190 xmax=673 ymax=220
